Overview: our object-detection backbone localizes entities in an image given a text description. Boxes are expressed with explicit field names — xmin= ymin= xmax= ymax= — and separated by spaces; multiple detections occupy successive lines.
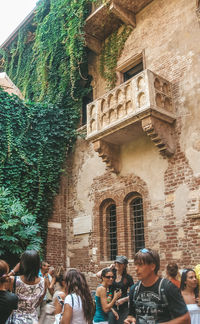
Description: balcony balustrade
xmin=86 ymin=69 xmax=176 ymax=173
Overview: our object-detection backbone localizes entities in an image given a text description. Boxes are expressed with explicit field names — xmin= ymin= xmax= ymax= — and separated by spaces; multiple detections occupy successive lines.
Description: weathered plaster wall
xmin=47 ymin=0 xmax=200 ymax=280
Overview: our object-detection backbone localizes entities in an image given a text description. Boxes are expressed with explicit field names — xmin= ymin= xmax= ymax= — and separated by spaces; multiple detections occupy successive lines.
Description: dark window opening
xmin=81 ymin=83 xmax=93 ymax=125
xmin=124 ymin=61 xmax=143 ymax=82
xmin=108 ymin=204 xmax=117 ymax=260
xmin=131 ymin=197 xmax=145 ymax=253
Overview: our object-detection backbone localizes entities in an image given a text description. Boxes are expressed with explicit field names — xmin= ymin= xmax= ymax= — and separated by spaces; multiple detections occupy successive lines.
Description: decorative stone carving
xmin=93 ymin=140 xmax=121 ymax=173
xmin=87 ymin=69 xmax=176 ymax=172
xmin=141 ymin=116 xmax=175 ymax=156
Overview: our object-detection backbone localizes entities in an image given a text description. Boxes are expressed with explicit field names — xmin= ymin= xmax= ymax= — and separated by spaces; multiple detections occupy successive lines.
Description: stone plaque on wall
xmin=73 ymin=215 xmax=92 ymax=235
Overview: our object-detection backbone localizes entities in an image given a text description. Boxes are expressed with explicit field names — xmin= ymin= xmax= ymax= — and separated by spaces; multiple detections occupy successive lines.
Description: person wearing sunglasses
xmin=96 ymin=256 xmax=134 ymax=324
xmin=124 ymin=248 xmax=190 ymax=324
xmin=93 ymin=268 xmax=122 ymax=324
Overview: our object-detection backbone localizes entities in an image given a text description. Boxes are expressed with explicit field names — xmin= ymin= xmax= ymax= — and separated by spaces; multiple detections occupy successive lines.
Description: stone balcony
xmin=85 ymin=0 xmax=153 ymax=53
xmin=86 ymin=69 xmax=176 ymax=173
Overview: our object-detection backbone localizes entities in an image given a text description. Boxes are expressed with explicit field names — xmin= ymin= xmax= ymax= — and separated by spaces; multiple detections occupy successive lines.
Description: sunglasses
xmin=104 ymin=276 xmax=114 ymax=279
xmin=139 ymin=248 xmax=155 ymax=260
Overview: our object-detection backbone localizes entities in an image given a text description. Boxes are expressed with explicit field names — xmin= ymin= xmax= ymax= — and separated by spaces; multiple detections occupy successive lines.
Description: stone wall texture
xmin=46 ymin=0 xmax=200 ymax=287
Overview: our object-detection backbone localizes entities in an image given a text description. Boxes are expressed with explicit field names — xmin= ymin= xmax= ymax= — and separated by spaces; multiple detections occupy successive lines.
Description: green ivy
xmin=0 ymin=186 xmax=42 ymax=256
xmin=0 ymin=88 xmax=80 ymax=249
xmin=100 ymin=25 xmax=132 ymax=89
xmin=0 ymin=0 xmax=94 ymax=254
xmin=0 ymin=0 xmax=131 ymax=255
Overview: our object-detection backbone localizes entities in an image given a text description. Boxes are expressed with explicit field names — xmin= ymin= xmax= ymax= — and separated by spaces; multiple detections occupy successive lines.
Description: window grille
xmin=130 ymin=197 xmax=145 ymax=253
xmin=123 ymin=60 xmax=143 ymax=82
xmin=107 ymin=204 xmax=117 ymax=260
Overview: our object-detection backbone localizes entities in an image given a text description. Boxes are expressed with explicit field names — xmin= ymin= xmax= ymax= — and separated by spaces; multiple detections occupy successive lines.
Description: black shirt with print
xmin=129 ymin=277 xmax=188 ymax=323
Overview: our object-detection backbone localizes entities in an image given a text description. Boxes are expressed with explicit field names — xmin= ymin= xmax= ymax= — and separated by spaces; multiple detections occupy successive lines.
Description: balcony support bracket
xmin=109 ymin=1 xmax=136 ymax=28
xmin=142 ymin=116 xmax=176 ymax=157
xmin=93 ymin=140 xmax=121 ymax=174
xmin=85 ymin=33 xmax=102 ymax=55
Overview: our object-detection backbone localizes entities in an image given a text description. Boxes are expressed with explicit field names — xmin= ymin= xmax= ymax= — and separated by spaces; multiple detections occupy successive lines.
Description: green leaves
xmin=0 ymin=0 xmax=92 ymax=254
xmin=0 ymin=187 xmax=42 ymax=256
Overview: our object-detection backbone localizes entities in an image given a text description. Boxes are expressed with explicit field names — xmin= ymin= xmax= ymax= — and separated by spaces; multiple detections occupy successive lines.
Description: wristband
xmin=11 ymin=269 xmax=16 ymax=275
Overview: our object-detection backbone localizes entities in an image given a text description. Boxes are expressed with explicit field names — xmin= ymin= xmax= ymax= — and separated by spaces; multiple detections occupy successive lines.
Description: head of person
xmin=19 ymin=250 xmax=40 ymax=282
xmin=101 ymin=268 xmax=115 ymax=286
xmin=180 ymin=268 xmax=198 ymax=296
xmin=114 ymin=255 xmax=128 ymax=275
xmin=56 ymin=273 xmax=65 ymax=288
xmin=0 ymin=260 xmax=9 ymax=285
xmin=134 ymin=248 xmax=160 ymax=279
xmin=64 ymin=269 xmax=94 ymax=322
xmin=166 ymin=262 xmax=178 ymax=278
xmin=41 ymin=260 xmax=50 ymax=274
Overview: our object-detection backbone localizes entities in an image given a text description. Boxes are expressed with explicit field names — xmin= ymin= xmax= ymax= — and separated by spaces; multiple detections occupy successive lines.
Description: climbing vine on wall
xmin=0 ymin=88 xmax=78 ymax=250
xmin=0 ymin=0 xmax=93 ymax=253
xmin=100 ymin=25 xmax=132 ymax=89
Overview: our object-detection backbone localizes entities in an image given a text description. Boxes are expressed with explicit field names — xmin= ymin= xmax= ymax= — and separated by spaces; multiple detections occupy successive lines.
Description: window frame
xmin=116 ymin=51 xmax=146 ymax=85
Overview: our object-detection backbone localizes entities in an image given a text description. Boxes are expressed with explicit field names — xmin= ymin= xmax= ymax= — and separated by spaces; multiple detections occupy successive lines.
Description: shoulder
xmin=161 ymin=278 xmax=179 ymax=292
xmin=97 ymin=284 xmax=105 ymax=293
xmin=129 ymin=281 xmax=141 ymax=294
xmin=65 ymin=293 xmax=80 ymax=307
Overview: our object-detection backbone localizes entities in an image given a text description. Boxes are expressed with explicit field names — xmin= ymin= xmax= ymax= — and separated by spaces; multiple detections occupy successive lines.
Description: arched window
xmin=130 ymin=197 xmax=145 ymax=253
xmin=107 ymin=204 xmax=117 ymax=260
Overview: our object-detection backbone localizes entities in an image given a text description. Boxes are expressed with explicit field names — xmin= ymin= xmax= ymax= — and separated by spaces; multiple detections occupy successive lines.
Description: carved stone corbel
xmin=93 ymin=140 xmax=121 ymax=173
xmin=85 ymin=33 xmax=102 ymax=54
xmin=142 ymin=116 xmax=176 ymax=157
xmin=109 ymin=1 xmax=136 ymax=28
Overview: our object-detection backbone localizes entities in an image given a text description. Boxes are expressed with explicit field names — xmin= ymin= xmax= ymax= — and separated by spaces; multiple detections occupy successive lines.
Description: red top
xmin=170 ymin=277 xmax=180 ymax=288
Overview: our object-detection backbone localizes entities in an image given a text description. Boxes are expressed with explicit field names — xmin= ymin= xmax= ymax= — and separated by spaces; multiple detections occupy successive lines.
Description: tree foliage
xmin=0 ymin=186 xmax=42 ymax=256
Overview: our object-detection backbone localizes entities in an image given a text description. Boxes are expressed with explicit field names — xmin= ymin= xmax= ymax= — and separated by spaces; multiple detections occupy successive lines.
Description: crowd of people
xmin=0 ymin=248 xmax=200 ymax=324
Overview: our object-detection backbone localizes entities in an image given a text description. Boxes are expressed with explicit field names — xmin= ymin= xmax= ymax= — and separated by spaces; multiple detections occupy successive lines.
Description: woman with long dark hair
xmin=96 ymin=256 xmax=134 ymax=324
xmin=8 ymin=250 xmax=46 ymax=324
xmin=61 ymin=269 xmax=94 ymax=324
xmin=93 ymin=268 xmax=122 ymax=324
xmin=0 ymin=260 xmax=18 ymax=324
xmin=180 ymin=268 xmax=200 ymax=323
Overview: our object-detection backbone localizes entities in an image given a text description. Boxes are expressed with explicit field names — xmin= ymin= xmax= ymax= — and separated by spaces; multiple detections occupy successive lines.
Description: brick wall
xmin=46 ymin=0 xmax=200 ymax=286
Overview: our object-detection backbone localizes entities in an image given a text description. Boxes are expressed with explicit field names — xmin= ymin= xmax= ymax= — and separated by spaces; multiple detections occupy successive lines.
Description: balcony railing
xmin=87 ymin=69 xmax=175 ymax=138
xmin=86 ymin=70 xmax=176 ymax=172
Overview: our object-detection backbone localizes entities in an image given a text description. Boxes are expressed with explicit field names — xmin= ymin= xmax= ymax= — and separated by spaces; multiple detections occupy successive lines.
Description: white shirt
xmin=64 ymin=293 xmax=88 ymax=324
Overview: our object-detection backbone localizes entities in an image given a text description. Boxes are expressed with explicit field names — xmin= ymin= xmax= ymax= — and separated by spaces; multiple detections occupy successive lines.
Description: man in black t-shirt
xmin=124 ymin=248 xmax=191 ymax=324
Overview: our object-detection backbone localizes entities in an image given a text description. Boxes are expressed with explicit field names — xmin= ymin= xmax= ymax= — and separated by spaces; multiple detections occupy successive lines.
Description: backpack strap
xmin=133 ymin=280 xmax=142 ymax=301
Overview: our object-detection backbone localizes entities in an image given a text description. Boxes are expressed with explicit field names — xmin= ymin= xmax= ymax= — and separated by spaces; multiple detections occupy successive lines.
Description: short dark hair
xmin=180 ymin=268 xmax=199 ymax=297
xmin=20 ymin=250 xmax=40 ymax=282
xmin=134 ymin=248 xmax=160 ymax=274
xmin=166 ymin=263 xmax=178 ymax=278
xmin=101 ymin=268 xmax=114 ymax=279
